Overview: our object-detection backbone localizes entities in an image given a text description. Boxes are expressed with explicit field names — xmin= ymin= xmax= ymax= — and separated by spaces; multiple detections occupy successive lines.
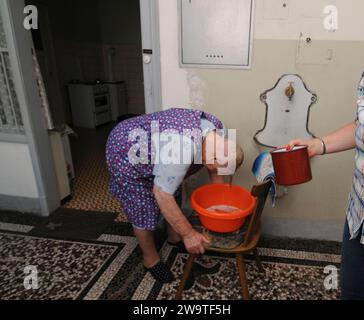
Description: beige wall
xmin=158 ymin=0 xmax=364 ymax=240
xmin=254 ymin=0 xmax=364 ymax=41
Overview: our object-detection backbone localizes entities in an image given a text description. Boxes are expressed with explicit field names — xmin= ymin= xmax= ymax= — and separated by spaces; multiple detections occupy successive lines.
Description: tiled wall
xmin=55 ymin=41 xmax=105 ymax=81
xmin=102 ymin=44 xmax=145 ymax=115
xmin=53 ymin=40 xmax=105 ymax=123
xmin=54 ymin=40 xmax=145 ymax=123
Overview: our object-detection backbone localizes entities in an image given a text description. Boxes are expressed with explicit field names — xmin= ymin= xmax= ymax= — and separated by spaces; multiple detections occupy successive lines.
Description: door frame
xmin=4 ymin=0 xmax=163 ymax=216
xmin=31 ymin=1 xmax=65 ymax=128
xmin=140 ymin=0 xmax=162 ymax=114
xmin=2 ymin=0 xmax=60 ymax=216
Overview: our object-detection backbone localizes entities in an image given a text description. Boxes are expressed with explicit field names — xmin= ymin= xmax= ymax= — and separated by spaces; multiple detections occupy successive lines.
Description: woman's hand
xmin=286 ymin=122 xmax=357 ymax=157
xmin=183 ymin=229 xmax=211 ymax=255
xmin=286 ymin=138 xmax=324 ymax=158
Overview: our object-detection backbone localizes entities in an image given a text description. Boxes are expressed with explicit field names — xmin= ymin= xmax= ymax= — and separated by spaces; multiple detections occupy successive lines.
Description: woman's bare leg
xmin=134 ymin=227 xmax=176 ymax=283
xmin=133 ymin=228 xmax=160 ymax=268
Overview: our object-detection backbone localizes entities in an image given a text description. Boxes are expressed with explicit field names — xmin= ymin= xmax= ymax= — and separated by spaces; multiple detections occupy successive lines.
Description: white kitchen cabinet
xmin=68 ymin=84 xmax=112 ymax=129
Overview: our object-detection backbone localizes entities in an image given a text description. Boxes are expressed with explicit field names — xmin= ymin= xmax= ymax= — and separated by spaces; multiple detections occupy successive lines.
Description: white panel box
xmin=179 ymin=0 xmax=255 ymax=69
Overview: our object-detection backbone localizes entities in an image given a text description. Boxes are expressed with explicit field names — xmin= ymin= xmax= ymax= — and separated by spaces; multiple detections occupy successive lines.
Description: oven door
xmin=94 ymin=93 xmax=112 ymax=126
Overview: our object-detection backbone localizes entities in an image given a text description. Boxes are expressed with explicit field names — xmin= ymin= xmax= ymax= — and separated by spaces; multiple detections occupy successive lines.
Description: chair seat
xmin=189 ymin=212 xmax=246 ymax=247
xmin=189 ymin=212 xmax=261 ymax=253
xmin=205 ymin=223 xmax=261 ymax=254
xmin=202 ymin=223 xmax=248 ymax=250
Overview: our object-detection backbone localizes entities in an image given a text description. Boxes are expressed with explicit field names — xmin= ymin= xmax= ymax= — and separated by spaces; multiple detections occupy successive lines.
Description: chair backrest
xmin=243 ymin=180 xmax=273 ymax=246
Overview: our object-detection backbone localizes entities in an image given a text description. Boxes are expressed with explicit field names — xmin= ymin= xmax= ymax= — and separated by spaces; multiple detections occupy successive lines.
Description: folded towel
xmin=252 ymin=152 xmax=277 ymax=206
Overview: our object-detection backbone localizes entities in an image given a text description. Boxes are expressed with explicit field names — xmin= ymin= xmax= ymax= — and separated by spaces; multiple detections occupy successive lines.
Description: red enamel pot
xmin=270 ymin=146 xmax=312 ymax=186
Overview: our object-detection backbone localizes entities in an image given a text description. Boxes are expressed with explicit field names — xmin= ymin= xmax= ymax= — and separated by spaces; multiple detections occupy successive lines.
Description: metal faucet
xmin=285 ymin=82 xmax=295 ymax=101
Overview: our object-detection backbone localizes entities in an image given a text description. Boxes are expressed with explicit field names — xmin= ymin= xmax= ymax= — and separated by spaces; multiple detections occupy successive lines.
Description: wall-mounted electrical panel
xmin=179 ymin=0 xmax=255 ymax=69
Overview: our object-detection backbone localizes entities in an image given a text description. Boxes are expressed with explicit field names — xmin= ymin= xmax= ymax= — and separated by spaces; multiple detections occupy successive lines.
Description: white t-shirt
xmin=153 ymin=119 xmax=216 ymax=195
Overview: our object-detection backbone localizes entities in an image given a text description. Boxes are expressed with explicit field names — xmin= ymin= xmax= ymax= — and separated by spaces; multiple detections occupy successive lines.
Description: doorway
xmin=24 ymin=0 xmax=161 ymax=216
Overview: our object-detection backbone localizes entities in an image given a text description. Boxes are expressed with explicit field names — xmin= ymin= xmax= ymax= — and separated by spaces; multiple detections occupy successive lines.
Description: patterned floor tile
xmin=130 ymin=244 xmax=341 ymax=301
xmin=158 ymin=255 xmax=340 ymax=300
xmin=0 ymin=231 xmax=134 ymax=300
xmin=0 ymin=221 xmax=343 ymax=301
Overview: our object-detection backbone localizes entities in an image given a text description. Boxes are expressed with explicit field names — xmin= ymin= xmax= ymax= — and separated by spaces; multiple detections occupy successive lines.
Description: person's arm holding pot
xmin=287 ymin=121 xmax=357 ymax=157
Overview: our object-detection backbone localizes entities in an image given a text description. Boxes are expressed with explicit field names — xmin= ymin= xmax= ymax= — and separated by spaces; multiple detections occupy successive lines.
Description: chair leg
xmin=175 ymin=254 xmax=196 ymax=300
xmin=236 ymin=254 xmax=250 ymax=300
xmin=253 ymin=248 xmax=264 ymax=273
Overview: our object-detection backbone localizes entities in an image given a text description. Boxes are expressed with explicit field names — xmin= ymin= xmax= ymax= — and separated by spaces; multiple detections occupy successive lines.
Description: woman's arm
xmin=153 ymin=186 xmax=210 ymax=254
xmin=287 ymin=121 xmax=357 ymax=158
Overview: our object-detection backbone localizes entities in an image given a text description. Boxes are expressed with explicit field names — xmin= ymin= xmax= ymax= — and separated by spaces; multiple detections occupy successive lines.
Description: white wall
xmin=159 ymin=0 xmax=190 ymax=108
xmin=0 ymin=142 xmax=39 ymax=198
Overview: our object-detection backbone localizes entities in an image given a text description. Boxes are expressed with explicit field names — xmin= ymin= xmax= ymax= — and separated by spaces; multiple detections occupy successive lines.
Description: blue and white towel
xmin=252 ymin=152 xmax=277 ymax=206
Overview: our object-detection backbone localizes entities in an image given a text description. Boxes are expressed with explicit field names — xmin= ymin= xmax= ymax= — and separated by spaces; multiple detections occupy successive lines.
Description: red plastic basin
xmin=191 ymin=184 xmax=257 ymax=233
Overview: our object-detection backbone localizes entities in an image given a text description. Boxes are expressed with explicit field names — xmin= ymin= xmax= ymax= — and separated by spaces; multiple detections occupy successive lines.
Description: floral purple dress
xmin=106 ymin=108 xmax=223 ymax=231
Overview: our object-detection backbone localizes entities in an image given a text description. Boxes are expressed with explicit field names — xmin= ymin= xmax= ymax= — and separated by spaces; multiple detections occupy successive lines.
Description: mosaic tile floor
xmin=0 ymin=210 xmax=342 ymax=300
xmin=131 ymin=244 xmax=341 ymax=300
xmin=0 ymin=232 xmax=120 ymax=300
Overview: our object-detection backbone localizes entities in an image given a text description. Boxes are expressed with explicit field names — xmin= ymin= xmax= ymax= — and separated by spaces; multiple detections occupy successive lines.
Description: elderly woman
xmin=106 ymin=108 xmax=244 ymax=283
xmin=287 ymin=72 xmax=364 ymax=300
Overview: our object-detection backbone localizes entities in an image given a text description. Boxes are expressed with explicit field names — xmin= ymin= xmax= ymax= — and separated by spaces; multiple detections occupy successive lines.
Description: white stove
xmin=68 ymin=82 xmax=111 ymax=129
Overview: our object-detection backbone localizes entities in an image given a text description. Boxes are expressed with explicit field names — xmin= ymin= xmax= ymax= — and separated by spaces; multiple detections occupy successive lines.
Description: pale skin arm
xmin=287 ymin=121 xmax=357 ymax=158
xmin=153 ymin=168 xmax=229 ymax=254
xmin=153 ymin=185 xmax=210 ymax=255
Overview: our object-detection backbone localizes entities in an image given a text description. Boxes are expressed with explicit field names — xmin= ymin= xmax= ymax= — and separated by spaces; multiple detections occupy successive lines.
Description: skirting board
xmin=262 ymin=216 xmax=345 ymax=242
xmin=0 ymin=194 xmax=41 ymax=215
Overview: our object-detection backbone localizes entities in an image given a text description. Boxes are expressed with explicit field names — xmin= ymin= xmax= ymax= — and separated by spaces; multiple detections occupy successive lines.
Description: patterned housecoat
xmin=106 ymin=108 xmax=224 ymax=231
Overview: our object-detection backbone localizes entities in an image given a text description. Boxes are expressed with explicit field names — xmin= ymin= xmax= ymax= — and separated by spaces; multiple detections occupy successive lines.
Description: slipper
xmin=145 ymin=262 xmax=176 ymax=284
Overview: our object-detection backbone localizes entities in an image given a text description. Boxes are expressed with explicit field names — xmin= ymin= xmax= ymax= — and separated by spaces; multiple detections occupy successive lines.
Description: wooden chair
xmin=175 ymin=180 xmax=273 ymax=300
